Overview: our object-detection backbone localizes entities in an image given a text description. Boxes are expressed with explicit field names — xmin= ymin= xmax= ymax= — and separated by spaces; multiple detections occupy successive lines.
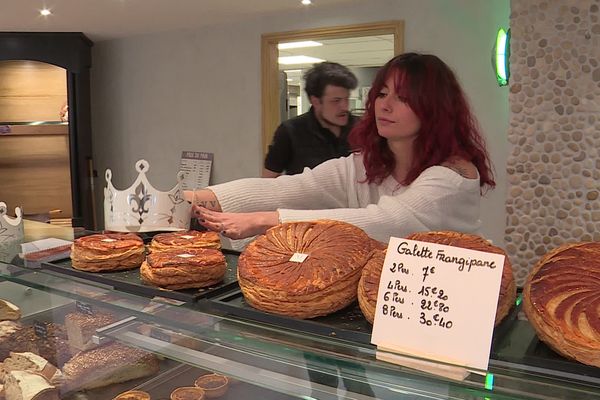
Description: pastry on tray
xmin=112 ymin=390 xmax=151 ymax=400
xmin=141 ymin=248 xmax=226 ymax=290
xmin=357 ymin=248 xmax=387 ymax=325
xmin=71 ymin=233 xmax=145 ymax=272
xmin=357 ymin=231 xmax=517 ymax=326
xmin=194 ymin=373 xmax=229 ymax=398
xmin=148 ymin=230 xmax=221 ymax=253
xmin=170 ymin=387 xmax=205 ymax=400
xmin=238 ymin=220 xmax=374 ymax=319
xmin=523 ymin=242 xmax=600 ymax=367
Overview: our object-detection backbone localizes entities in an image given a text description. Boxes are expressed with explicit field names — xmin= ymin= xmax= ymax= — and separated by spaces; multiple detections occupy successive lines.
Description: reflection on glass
xmin=278 ymin=35 xmax=394 ymax=121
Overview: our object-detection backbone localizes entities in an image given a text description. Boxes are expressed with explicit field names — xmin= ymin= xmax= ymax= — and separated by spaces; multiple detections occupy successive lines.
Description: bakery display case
xmin=0 ymin=221 xmax=599 ymax=400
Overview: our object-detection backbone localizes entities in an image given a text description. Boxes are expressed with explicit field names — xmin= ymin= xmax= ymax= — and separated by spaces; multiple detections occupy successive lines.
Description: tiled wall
xmin=507 ymin=0 xmax=600 ymax=284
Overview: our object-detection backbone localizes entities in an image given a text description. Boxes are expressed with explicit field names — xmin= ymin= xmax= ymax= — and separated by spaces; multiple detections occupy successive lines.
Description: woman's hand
xmin=183 ymin=189 xmax=222 ymax=212
xmin=194 ymin=206 xmax=279 ymax=240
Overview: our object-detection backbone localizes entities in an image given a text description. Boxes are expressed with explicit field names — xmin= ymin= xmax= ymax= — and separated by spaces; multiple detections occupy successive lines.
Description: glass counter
xmin=0 ymin=221 xmax=598 ymax=399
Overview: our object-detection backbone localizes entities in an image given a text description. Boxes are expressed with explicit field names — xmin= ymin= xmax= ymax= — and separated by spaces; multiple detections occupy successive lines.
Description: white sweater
xmin=209 ymin=153 xmax=482 ymax=245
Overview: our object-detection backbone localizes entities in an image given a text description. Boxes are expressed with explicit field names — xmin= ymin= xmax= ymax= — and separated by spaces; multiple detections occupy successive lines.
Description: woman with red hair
xmin=187 ymin=53 xmax=495 ymax=246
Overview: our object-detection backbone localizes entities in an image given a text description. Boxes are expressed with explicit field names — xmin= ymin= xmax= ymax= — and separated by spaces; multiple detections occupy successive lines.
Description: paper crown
xmin=0 ymin=202 xmax=24 ymax=263
xmin=0 ymin=202 xmax=24 ymax=244
xmin=104 ymin=160 xmax=191 ymax=232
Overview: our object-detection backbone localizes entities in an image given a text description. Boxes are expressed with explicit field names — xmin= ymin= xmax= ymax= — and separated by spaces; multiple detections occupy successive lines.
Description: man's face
xmin=310 ymin=85 xmax=351 ymax=128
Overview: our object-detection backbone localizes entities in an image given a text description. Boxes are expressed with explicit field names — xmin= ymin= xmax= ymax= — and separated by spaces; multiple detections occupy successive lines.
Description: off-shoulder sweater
xmin=208 ymin=153 xmax=482 ymax=246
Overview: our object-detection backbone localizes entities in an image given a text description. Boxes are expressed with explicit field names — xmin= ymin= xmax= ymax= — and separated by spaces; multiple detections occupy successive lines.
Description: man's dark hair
xmin=303 ymin=62 xmax=358 ymax=98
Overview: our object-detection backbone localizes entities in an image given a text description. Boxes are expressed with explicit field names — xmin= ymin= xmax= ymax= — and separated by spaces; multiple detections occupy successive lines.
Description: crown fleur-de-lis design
xmin=128 ymin=182 xmax=153 ymax=224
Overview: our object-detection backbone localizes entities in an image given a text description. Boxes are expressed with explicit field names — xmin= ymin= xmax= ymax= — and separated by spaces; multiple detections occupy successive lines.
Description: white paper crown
xmin=0 ymin=202 xmax=24 ymax=245
xmin=104 ymin=160 xmax=191 ymax=232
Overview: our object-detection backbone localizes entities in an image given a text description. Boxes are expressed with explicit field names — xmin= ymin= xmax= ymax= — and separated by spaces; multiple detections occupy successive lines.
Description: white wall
xmin=91 ymin=0 xmax=510 ymax=245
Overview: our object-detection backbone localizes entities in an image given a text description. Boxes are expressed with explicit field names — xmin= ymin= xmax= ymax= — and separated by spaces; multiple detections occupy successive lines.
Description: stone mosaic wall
xmin=507 ymin=0 xmax=600 ymax=284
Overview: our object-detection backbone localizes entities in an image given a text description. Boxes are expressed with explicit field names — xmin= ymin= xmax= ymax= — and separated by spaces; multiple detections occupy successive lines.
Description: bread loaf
xmin=0 ymin=301 xmax=20 ymax=322
xmin=0 ymin=321 xmax=21 ymax=344
xmin=4 ymin=370 xmax=58 ymax=400
xmin=2 ymin=353 xmax=61 ymax=386
xmin=64 ymin=311 xmax=117 ymax=351
xmin=62 ymin=343 xmax=159 ymax=390
xmin=0 ymin=323 xmax=70 ymax=368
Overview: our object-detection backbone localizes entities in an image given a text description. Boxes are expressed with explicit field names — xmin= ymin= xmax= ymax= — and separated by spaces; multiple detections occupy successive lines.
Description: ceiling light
xmin=284 ymin=69 xmax=302 ymax=73
xmin=278 ymin=56 xmax=325 ymax=65
xmin=278 ymin=41 xmax=322 ymax=50
xmin=40 ymin=8 xmax=52 ymax=16
xmin=301 ymin=0 xmax=312 ymax=4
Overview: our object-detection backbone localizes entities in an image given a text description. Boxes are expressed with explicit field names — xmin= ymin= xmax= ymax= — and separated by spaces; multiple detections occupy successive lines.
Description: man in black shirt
xmin=262 ymin=62 xmax=359 ymax=177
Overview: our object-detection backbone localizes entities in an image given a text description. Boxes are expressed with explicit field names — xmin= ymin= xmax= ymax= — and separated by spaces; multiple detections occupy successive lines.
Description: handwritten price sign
xmin=371 ymin=237 xmax=505 ymax=371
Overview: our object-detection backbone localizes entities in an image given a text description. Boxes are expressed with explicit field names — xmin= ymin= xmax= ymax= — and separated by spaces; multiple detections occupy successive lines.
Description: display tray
xmin=491 ymin=302 xmax=600 ymax=384
xmin=40 ymin=249 xmax=240 ymax=303
xmin=207 ymin=288 xmax=374 ymax=345
xmin=133 ymin=362 xmax=297 ymax=400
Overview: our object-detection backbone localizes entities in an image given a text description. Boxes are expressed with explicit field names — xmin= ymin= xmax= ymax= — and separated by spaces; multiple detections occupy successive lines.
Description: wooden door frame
xmin=261 ymin=20 xmax=404 ymax=156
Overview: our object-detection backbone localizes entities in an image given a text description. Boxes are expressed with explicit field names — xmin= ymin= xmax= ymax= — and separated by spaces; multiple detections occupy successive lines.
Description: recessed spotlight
xmin=301 ymin=0 xmax=312 ymax=5
xmin=40 ymin=8 xmax=52 ymax=16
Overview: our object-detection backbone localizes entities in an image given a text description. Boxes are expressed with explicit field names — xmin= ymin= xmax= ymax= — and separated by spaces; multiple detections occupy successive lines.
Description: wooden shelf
xmin=0 ymin=124 xmax=68 ymax=136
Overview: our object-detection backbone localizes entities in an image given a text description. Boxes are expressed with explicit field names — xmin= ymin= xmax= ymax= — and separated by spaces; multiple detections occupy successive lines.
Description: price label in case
xmin=76 ymin=301 xmax=94 ymax=315
xmin=33 ymin=320 xmax=48 ymax=338
xmin=371 ymin=237 xmax=505 ymax=371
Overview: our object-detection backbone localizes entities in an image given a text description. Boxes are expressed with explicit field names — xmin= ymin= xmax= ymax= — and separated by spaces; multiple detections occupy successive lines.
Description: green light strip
xmin=495 ymin=28 xmax=508 ymax=86
xmin=485 ymin=372 xmax=495 ymax=390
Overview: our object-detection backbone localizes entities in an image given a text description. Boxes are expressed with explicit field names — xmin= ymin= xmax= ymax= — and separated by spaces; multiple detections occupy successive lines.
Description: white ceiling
xmin=0 ymin=0 xmax=357 ymax=42
xmin=3 ymin=1 xmax=394 ymax=88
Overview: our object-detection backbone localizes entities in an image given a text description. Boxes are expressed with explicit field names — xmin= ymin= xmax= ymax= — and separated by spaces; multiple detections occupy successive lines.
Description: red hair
xmin=349 ymin=53 xmax=495 ymax=190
